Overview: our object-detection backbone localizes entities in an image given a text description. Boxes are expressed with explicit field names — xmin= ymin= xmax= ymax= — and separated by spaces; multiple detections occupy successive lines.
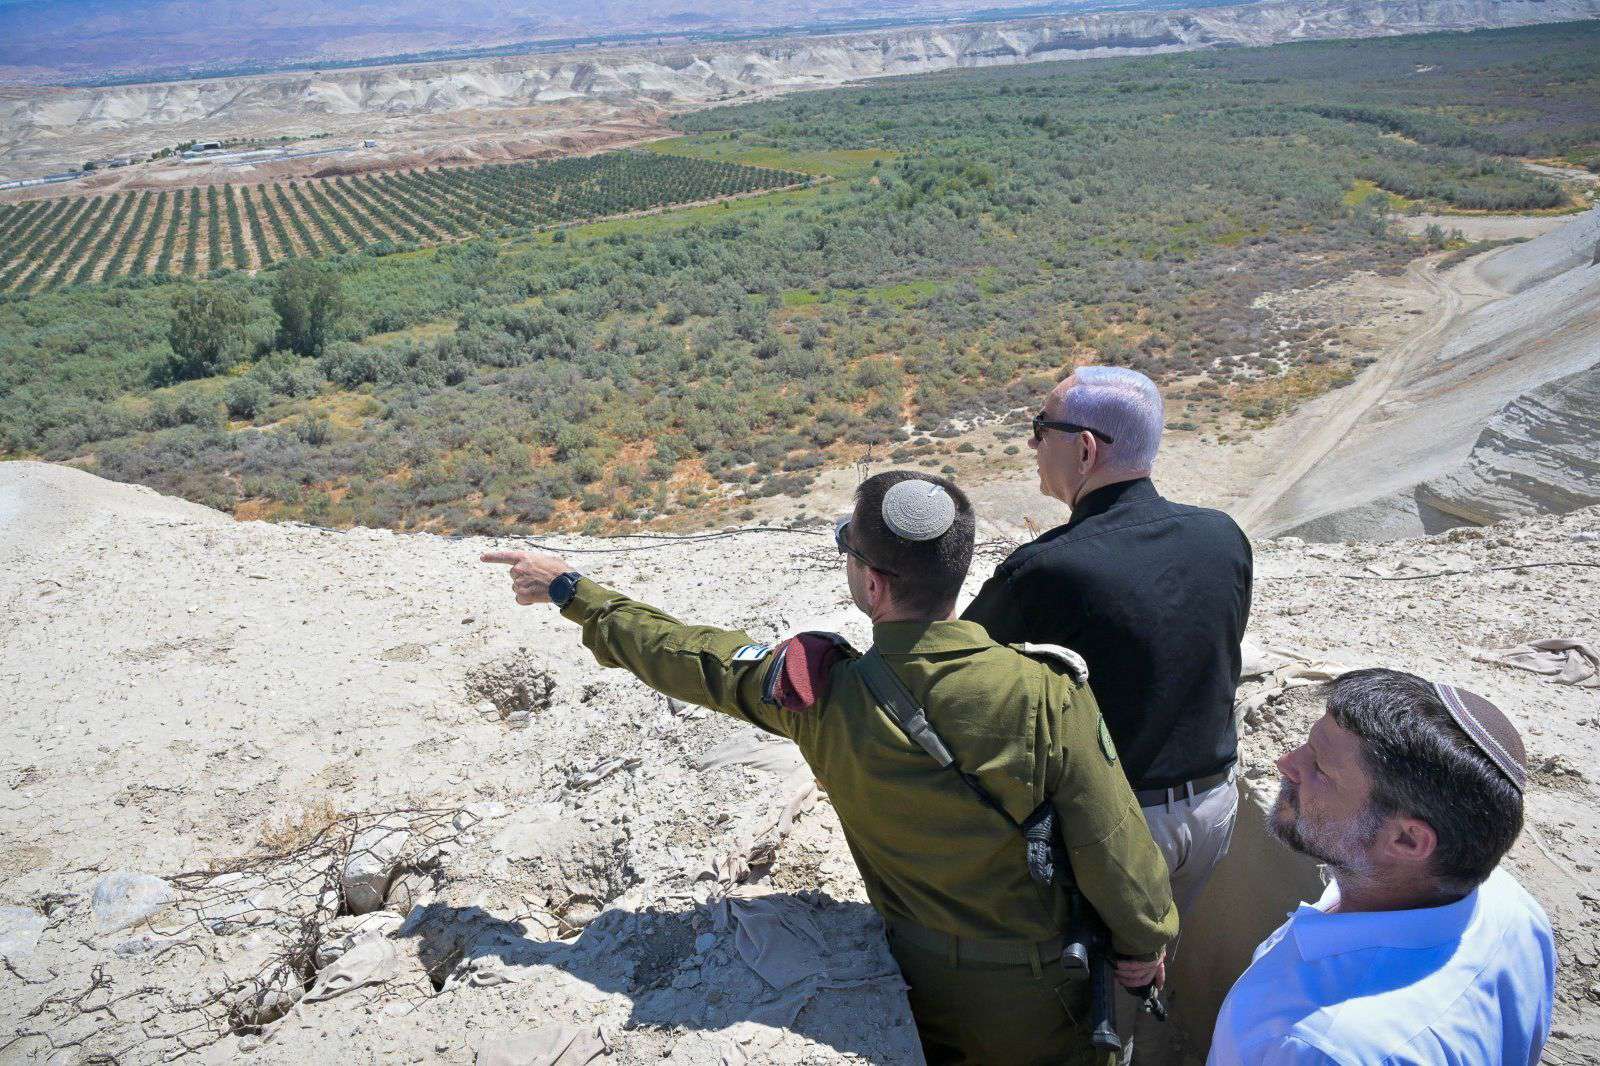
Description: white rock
xmin=0 ymin=906 xmax=47 ymax=958
xmin=313 ymin=912 xmax=404 ymax=970
xmin=453 ymin=801 xmax=507 ymax=831
xmin=92 ymin=871 xmax=176 ymax=932
xmin=228 ymin=961 xmax=303 ymax=1027
xmin=341 ymin=826 xmax=410 ymax=916
xmin=384 ymin=869 xmax=435 ymax=914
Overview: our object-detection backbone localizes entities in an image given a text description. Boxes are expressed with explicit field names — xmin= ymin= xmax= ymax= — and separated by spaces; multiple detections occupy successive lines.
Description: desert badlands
xmin=1 ymin=450 xmax=1598 ymax=1064
xmin=5 ymin=0 xmax=1600 ymax=187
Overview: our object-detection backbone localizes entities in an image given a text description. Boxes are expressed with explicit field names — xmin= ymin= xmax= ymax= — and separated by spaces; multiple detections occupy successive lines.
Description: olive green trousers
xmin=888 ymin=927 xmax=1119 ymax=1066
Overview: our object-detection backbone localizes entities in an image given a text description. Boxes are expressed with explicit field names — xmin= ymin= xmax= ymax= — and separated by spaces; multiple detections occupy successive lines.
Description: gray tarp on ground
xmin=476 ymin=1024 xmax=610 ymax=1066
xmin=1478 ymin=638 xmax=1600 ymax=688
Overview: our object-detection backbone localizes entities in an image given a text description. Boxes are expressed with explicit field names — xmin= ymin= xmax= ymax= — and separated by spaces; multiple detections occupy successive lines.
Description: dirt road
xmin=1230 ymin=257 xmax=1469 ymax=535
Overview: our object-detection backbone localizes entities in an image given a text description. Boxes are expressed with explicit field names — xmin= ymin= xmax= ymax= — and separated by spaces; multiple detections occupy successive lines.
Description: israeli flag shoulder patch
xmin=732 ymin=643 xmax=772 ymax=663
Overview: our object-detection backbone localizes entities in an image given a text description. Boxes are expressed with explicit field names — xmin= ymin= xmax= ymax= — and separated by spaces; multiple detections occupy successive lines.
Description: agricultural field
xmin=1 ymin=22 xmax=1596 ymax=534
xmin=0 ymin=152 xmax=809 ymax=292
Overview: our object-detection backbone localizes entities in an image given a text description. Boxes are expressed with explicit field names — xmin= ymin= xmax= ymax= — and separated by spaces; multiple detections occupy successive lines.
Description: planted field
xmin=0 ymin=152 xmax=808 ymax=292
xmin=2 ymin=22 xmax=1595 ymax=535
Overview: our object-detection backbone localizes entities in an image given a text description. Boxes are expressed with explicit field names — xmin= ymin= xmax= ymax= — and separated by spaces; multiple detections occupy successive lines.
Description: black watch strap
xmin=548 ymin=572 xmax=584 ymax=608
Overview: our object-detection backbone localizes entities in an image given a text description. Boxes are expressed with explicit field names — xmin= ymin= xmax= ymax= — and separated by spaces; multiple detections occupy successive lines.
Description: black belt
xmin=1133 ymin=770 xmax=1231 ymax=809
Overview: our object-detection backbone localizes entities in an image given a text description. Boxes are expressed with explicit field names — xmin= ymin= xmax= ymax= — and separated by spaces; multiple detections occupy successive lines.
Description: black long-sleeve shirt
xmin=962 ymin=478 xmax=1252 ymax=790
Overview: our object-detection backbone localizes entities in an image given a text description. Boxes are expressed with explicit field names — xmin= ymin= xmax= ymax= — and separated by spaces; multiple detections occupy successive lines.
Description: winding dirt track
xmin=1230 ymin=257 xmax=1467 ymax=536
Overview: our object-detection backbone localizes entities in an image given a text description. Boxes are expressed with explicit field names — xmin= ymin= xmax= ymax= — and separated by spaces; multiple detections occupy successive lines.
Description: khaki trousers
xmin=888 ymin=927 xmax=1118 ymax=1066
xmin=1125 ymin=772 xmax=1240 ymax=1064
xmin=1142 ymin=771 xmax=1240 ymax=922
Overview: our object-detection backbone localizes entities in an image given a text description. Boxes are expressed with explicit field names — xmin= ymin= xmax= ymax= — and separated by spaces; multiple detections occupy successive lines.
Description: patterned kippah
xmin=882 ymin=479 xmax=957 ymax=542
xmin=1433 ymin=683 xmax=1527 ymax=792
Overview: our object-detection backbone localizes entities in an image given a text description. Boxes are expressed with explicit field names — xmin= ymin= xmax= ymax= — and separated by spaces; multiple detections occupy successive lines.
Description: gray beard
xmin=1270 ymin=779 xmax=1384 ymax=885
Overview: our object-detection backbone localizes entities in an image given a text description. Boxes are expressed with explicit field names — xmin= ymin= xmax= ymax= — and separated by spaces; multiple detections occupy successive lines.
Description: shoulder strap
xmin=858 ymin=648 xmax=1018 ymax=826
xmin=857 ymin=649 xmax=955 ymax=768
xmin=1014 ymin=642 xmax=1089 ymax=685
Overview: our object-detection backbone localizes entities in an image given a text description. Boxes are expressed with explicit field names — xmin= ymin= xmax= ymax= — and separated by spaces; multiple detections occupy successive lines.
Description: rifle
xmin=1026 ymin=806 xmax=1167 ymax=1053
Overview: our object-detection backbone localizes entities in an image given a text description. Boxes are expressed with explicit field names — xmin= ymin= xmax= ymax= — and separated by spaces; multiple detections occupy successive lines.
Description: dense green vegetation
xmin=1 ymin=22 xmax=1596 ymax=532
xmin=0 ymin=153 xmax=808 ymax=291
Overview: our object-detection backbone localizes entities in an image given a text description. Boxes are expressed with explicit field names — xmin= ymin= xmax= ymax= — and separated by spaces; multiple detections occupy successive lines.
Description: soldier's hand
xmin=1115 ymin=950 xmax=1165 ymax=991
xmin=480 ymin=550 xmax=571 ymax=606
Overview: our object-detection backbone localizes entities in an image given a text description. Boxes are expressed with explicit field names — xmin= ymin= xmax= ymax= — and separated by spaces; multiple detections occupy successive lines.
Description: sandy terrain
xmin=2 ymin=452 xmax=1597 ymax=1063
xmin=0 ymin=462 xmax=919 ymax=1064
xmin=1394 ymin=213 xmax=1583 ymax=241
xmin=1246 ymin=208 xmax=1600 ymax=540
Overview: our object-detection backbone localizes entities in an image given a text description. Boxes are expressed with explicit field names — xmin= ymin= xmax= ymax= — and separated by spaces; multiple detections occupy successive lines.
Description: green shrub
xmin=224 ymin=377 xmax=272 ymax=419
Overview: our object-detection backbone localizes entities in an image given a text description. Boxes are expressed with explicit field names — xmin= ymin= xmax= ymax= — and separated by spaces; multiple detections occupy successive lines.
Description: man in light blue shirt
xmin=1209 ymin=669 xmax=1555 ymax=1065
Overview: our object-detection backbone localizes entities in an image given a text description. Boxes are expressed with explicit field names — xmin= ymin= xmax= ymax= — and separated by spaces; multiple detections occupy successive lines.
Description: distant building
xmin=362 ymin=139 xmax=378 ymax=148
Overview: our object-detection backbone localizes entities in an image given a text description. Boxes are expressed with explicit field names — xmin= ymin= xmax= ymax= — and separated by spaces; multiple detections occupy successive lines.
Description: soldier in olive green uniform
xmin=483 ymin=471 xmax=1178 ymax=1065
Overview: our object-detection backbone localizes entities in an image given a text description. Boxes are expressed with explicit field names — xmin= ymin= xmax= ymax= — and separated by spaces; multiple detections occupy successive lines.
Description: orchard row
xmin=0 ymin=151 xmax=809 ymax=293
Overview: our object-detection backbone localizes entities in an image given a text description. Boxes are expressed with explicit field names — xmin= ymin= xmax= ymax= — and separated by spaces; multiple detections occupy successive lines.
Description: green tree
xmin=166 ymin=286 xmax=250 ymax=381
xmin=272 ymin=261 xmax=345 ymax=357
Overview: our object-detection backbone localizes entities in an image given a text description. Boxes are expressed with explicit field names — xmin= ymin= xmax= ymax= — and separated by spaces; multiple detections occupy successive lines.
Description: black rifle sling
xmin=858 ymin=653 xmax=1158 ymax=1036
xmin=857 ymin=648 xmax=1068 ymax=887
xmin=857 ymin=648 xmax=1018 ymax=825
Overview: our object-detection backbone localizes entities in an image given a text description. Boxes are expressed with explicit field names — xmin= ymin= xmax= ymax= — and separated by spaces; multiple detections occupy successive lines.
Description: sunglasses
xmin=834 ymin=515 xmax=901 ymax=577
xmin=1031 ymin=412 xmax=1115 ymax=446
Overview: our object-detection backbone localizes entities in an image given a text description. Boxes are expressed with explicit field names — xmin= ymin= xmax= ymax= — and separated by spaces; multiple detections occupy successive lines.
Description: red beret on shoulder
xmin=765 ymin=632 xmax=852 ymax=710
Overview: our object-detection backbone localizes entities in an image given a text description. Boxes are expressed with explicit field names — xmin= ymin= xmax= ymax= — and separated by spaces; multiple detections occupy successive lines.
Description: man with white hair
xmin=964 ymin=365 xmax=1252 ymax=940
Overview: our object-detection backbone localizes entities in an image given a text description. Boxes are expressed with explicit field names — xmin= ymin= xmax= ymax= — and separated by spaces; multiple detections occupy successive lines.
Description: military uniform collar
xmin=870 ymin=619 xmax=997 ymax=656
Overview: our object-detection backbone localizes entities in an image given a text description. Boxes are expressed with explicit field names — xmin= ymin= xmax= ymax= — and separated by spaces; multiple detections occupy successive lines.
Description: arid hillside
xmin=2 ymin=461 xmax=1597 ymax=1063
xmin=0 ymin=0 xmax=1171 ymax=87
xmin=5 ymin=0 xmax=1599 ymax=182
xmin=1261 ymin=207 xmax=1600 ymax=541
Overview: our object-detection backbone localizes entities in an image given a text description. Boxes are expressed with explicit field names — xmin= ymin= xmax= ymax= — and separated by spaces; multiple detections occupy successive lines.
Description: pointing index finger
xmin=480 ymin=551 xmax=526 ymax=565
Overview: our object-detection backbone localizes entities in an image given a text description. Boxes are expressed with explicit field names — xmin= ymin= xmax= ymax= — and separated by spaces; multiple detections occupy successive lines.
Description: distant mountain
xmin=0 ymin=0 xmax=1188 ymax=86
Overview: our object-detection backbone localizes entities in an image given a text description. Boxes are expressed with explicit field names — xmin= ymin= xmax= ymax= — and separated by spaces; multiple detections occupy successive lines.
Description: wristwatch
xmin=548 ymin=571 xmax=584 ymax=608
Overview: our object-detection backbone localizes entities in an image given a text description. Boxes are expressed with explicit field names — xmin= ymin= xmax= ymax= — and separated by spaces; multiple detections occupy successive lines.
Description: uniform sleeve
xmin=1044 ymin=672 xmax=1178 ymax=959
xmin=559 ymin=578 xmax=798 ymax=739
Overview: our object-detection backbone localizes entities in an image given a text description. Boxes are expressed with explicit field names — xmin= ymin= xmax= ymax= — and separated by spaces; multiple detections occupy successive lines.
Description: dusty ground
xmin=1395 ymin=213 xmax=1583 ymax=241
xmin=2 ymin=456 xmax=1597 ymax=1064
xmin=1242 ymin=208 xmax=1600 ymax=540
xmin=0 ymin=461 xmax=917 ymax=1064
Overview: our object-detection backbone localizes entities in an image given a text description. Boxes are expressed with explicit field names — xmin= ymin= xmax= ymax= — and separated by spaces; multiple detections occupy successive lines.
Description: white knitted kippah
xmin=882 ymin=479 xmax=957 ymax=542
